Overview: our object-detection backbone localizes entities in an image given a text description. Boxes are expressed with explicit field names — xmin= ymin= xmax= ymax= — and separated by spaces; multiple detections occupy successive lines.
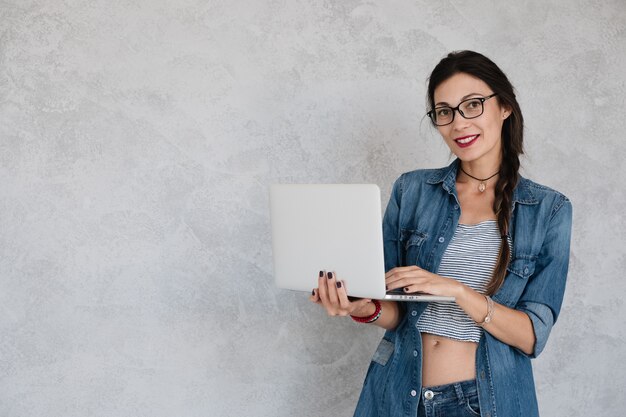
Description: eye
xmin=436 ymin=108 xmax=451 ymax=117
xmin=466 ymin=99 xmax=482 ymax=109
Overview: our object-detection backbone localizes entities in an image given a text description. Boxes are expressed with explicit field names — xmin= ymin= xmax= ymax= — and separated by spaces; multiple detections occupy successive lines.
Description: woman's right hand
xmin=309 ymin=270 xmax=376 ymax=318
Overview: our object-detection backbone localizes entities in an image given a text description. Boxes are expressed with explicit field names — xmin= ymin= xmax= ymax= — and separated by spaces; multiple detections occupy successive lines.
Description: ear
xmin=501 ymin=104 xmax=513 ymax=120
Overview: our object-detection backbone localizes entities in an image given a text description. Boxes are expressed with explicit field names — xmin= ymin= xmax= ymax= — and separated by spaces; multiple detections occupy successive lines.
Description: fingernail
xmin=319 ymin=270 xmax=323 ymax=277
xmin=404 ymin=287 xmax=409 ymax=292
xmin=328 ymin=272 xmax=333 ymax=279
xmin=336 ymin=281 xmax=342 ymax=288
xmin=312 ymin=289 xmax=315 ymax=295
xmin=385 ymin=285 xmax=388 ymax=290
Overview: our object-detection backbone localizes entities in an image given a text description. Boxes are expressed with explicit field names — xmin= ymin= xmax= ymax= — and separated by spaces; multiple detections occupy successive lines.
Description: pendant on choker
xmin=460 ymin=166 xmax=499 ymax=193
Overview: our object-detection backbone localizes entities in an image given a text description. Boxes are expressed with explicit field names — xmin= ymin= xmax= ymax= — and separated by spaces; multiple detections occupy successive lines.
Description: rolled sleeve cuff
xmin=517 ymin=301 xmax=555 ymax=358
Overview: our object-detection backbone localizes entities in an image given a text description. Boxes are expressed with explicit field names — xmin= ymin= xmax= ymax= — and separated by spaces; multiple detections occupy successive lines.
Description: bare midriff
xmin=421 ymin=332 xmax=478 ymax=387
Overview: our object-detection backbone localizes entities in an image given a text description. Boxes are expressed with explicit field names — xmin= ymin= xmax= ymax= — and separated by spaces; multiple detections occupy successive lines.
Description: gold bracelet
xmin=477 ymin=295 xmax=494 ymax=327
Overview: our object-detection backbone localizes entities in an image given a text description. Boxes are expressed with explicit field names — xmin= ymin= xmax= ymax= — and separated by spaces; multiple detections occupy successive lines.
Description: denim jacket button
xmin=411 ymin=310 xmax=417 ymax=316
xmin=410 ymin=390 xmax=417 ymax=397
xmin=424 ymin=390 xmax=434 ymax=400
xmin=413 ymin=350 xmax=418 ymax=357
xmin=438 ymin=236 xmax=445 ymax=243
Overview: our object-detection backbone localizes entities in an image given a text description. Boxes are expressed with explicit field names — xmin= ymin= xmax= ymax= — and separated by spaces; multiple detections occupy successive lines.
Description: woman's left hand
xmin=385 ymin=266 xmax=463 ymax=298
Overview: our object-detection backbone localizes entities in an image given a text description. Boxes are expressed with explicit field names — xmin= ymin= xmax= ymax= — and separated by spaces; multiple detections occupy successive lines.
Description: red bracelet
xmin=351 ymin=300 xmax=382 ymax=323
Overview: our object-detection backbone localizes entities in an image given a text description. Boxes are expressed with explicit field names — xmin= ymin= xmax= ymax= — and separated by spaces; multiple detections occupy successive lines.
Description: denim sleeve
xmin=515 ymin=197 xmax=573 ymax=358
xmin=382 ymin=174 xmax=404 ymax=272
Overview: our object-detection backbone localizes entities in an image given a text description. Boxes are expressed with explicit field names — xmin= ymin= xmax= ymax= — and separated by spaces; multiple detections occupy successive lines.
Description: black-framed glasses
xmin=427 ymin=93 xmax=498 ymax=126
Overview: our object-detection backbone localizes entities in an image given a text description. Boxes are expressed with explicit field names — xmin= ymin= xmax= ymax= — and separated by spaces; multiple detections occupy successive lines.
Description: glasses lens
xmin=460 ymin=98 xmax=484 ymax=118
xmin=433 ymin=107 xmax=453 ymax=125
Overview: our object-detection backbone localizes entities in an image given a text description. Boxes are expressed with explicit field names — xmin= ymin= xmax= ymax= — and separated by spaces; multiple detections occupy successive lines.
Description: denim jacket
xmin=354 ymin=159 xmax=572 ymax=417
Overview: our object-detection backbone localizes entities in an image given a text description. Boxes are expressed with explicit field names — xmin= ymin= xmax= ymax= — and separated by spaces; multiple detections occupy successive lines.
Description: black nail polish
xmin=404 ymin=287 xmax=409 ymax=292
xmin=385 ymin=285 xmax=388 ymax=290
xmin=319 ymin=270 xmax=324 ymax=277
xmin=328 ymin=272 xmax=333 ymax=279
xmin=336 ymin=281 xmax=342 ymax=288
xmin=312 ymin=289 xmax=315 ymax=295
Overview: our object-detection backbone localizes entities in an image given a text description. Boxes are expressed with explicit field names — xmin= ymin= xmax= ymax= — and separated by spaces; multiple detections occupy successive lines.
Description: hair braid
xmin=487 ymin=142 xmax=520 ymax=295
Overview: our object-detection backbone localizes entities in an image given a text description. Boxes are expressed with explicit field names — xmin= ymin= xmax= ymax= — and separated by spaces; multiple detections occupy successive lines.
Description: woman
xmin=309 ymin=50 xmax=572 ymax=417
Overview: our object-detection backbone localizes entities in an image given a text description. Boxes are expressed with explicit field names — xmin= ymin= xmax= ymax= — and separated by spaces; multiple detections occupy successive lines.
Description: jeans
xmin=417 ymin=379 xmax=481 ymax=417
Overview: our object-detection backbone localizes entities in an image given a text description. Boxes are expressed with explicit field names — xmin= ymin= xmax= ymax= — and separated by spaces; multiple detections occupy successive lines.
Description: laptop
xmin=269 ymin=184 xmax=455 ymax=302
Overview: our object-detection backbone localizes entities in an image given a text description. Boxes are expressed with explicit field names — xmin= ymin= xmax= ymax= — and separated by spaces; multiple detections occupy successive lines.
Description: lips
xmin=454 ymin=134 xmax=479 ymax=148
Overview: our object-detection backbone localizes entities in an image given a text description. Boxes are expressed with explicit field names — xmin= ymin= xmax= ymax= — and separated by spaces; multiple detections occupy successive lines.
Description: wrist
xmin=351 ymin=300 xmax=382 ymax=323
xmin=455 ymin=282 xmax=471 ymax=303
xmin=476 ymin=295 xmax=494 ymax=326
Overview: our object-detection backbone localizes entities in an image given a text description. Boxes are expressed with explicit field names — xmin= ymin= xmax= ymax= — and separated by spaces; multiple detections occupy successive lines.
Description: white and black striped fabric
xmin=416 ymin=220 xmax=507 ymax=343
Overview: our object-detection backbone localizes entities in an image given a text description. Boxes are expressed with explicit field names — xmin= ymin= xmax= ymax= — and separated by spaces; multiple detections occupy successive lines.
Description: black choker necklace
xmin=460 ymin=166 xmax=499 ymax=193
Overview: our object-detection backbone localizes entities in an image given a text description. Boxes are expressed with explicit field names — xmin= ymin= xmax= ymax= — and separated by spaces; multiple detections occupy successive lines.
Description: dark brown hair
xmin=427 ymin=50 xmax=524 ymax=295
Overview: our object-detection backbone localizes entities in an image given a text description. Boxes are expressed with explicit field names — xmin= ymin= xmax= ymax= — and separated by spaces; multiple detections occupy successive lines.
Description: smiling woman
xmin=309 ymin=50 xmax=572 ymax=417
xmin=431 ymin=73 xmax=511 ymax=181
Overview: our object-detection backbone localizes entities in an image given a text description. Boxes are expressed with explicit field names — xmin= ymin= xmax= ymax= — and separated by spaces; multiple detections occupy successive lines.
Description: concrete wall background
xmin=1 ymin=1 xmax=624 ymax=416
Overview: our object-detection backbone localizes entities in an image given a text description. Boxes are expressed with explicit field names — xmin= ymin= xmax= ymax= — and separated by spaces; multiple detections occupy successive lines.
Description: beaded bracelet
xmin=477 ymin=295 xmax=494 ymax=327
xmin=351 ymin=300 xmax=382 ymax=324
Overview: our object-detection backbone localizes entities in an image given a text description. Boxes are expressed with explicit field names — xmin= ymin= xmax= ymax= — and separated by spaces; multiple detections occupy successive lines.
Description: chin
xmin=450 ymin=151 xmax=481 ymax=162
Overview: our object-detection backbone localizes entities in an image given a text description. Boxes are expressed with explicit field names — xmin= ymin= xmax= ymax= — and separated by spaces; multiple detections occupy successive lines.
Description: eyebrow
xmin=435 ymin=92 xmax=486 ymax=107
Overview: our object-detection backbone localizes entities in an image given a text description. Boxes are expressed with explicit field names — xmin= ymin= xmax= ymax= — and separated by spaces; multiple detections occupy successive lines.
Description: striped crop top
xmin=416 ymin=220 xmax=507 ymax=343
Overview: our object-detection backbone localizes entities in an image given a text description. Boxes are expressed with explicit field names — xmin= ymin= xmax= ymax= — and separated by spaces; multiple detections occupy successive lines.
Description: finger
xmin=390 ymin=266 xmax=422 ymax=279
xmin=404 ymin=284 xmax=435 ymax=295
xmin=385 ymin=267 xmax=401 ymax=280
xmin=325 ymin=271 xmax=340 ymax=307
xmin=385 ymin=265 xmax=420 ymax=279
xmin=318 ymin=271 xmax=331 ymax=310
xmin=386 ymin=273 xmax=412 ymax=289
xmin=310 ymin=288 xmax=321 ymax=303
xmin=312 ymin=270 xmax=324 ymax=303
xmin=387 ymin=275 xmax=428 ymax=292
xmin=335 ymin=280 xmax=351 ymax=311
xmin=384 ymin=267 xmax=398 ymax=279
xmin=402 ymin=284 xmax=421 ymax=294
xmin=386 ymin=278 xmax=407 ymax=291
xmin=386 ymin=268 xmax=424 ymax=287
xmin=385 ymin=269 xmax=412 ymax=284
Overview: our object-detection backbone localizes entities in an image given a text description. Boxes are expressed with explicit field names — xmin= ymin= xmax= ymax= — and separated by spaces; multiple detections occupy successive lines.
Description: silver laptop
xmin=269 ymin=184 xmax=455 ymax=302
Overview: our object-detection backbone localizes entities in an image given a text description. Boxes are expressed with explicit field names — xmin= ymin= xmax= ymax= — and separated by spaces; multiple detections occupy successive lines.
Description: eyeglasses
xmin=427 ymin=93 xmax=498 ymax=126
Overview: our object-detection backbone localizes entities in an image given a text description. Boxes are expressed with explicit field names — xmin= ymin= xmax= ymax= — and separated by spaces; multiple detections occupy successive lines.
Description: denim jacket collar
xmin=426 ymin=158 xmax=539 ymax=205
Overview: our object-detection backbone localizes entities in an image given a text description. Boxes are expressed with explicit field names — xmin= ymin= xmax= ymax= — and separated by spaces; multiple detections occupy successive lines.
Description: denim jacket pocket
xmin=372 ymin=338 xmax=395 ymax=366
xmin=400 ymin=229 xmax=428 ymax=266
xmin=507 ymin=257 xmax=536 ymax=280
xmin=499 ymin=257 xmax=537 ymax=306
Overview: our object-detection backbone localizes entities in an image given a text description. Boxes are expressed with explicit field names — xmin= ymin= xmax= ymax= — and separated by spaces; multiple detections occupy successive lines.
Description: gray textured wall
xmin=1 ymin=1 xmax=625 ymax=416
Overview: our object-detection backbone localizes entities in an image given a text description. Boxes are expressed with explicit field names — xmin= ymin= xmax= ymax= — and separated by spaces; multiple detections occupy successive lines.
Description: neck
xmin=459 ymin=159 xmax=501 ymax=181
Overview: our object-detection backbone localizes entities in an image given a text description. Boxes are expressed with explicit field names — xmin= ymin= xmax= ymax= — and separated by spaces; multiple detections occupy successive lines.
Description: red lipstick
xmin=454 ymin=134 xmax=479 ymax=148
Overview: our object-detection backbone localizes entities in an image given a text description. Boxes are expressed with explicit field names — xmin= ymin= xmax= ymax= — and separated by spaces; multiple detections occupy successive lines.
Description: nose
xmin=450 ymin=109 xmax=471 ymax=130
